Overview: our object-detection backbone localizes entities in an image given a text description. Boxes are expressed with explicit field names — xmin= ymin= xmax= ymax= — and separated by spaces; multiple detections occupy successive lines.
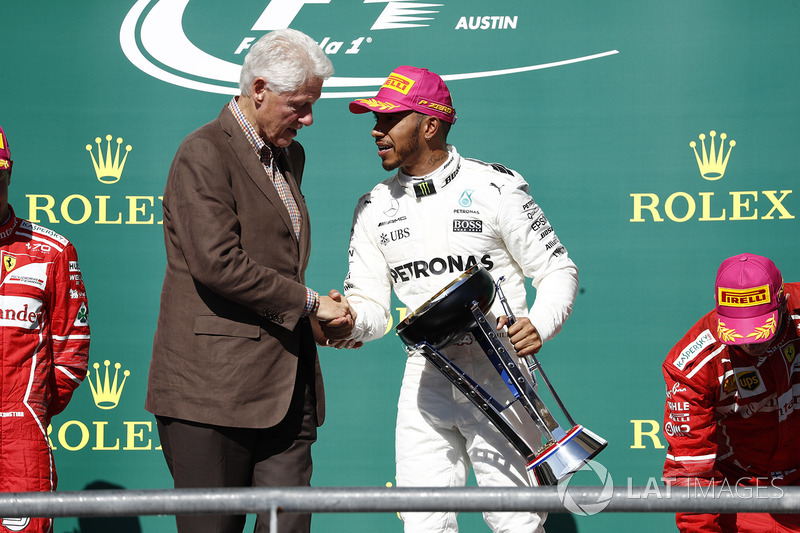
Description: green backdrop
xmin=2 ymin=1 xmax=798 ymax=531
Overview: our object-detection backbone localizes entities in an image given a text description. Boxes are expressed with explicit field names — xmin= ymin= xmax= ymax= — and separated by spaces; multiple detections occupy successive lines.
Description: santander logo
xmin=0 ymin=296 xmax=43 ymax=329
xmin=120 ymin=0 xmax=619 ymax=97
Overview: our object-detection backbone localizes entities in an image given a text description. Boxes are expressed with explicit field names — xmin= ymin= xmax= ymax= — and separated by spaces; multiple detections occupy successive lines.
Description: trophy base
xmin=527 ymin=425 xmax=608 ymax=486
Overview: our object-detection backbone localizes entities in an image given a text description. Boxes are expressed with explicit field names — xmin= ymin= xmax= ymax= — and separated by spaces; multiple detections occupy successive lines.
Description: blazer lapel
xmin=218 ymin=108 xmax=299 ymax=245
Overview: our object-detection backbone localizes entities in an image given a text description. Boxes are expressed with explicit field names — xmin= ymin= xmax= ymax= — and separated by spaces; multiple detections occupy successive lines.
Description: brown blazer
xmin=146 ymin=105 xmax=324 ymax=429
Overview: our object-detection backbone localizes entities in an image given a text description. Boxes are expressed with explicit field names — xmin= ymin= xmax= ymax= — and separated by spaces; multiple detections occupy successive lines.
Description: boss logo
xmin=453 ymin=219 xmax=483 ymax=232
xmin=737 ymin=371 xmax=761 ymax=391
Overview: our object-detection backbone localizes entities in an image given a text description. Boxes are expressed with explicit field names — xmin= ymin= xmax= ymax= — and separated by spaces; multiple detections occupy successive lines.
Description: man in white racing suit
xmin=326 ymin=66 xmax=578 ymax=533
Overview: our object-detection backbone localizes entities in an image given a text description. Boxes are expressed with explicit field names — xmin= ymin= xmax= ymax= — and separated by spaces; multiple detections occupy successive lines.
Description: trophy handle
xmin=469 ymin=304 xmax=563 ymax=439
xmin=411 ymin=343 xmax=537 ymax=463
xmin=495 ymin=277 xmax=577 ymax=427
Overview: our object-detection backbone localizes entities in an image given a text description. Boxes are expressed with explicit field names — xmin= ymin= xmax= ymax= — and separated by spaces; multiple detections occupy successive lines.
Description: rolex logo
xmin=88 ymin=360 xmax=130 ymax=410
xmin=690 ymin=130 xmax=735 ymax=181
xmin=86 ymin=135 xmax=132 ymax=184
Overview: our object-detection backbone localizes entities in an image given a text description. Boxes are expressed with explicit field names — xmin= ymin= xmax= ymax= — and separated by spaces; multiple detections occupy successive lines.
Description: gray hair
xmin=239 ymin=29 xmax=334 ymax=95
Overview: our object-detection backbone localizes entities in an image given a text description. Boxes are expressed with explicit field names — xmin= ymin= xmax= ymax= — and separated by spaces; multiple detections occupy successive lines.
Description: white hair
xmin=239 ymin=29 xmax=334 ymax=95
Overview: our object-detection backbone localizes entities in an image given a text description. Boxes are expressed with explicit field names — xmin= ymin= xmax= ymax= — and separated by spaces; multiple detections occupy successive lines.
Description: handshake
xmin=311 ymin=289 xmax=363 ymax=349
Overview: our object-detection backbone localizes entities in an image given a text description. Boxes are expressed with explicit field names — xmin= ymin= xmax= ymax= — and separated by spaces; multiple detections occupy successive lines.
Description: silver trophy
xmin=396 ymin=265 xmax=606 ymax=485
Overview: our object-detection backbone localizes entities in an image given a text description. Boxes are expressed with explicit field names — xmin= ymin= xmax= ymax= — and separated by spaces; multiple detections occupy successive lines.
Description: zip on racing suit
xmin=663 ymin=282 xmax=800 ymax=532
xmin=344 ymin=145 xmax=578 ymax=533
xmin=0 ymin=206 xmax=90 ymax=533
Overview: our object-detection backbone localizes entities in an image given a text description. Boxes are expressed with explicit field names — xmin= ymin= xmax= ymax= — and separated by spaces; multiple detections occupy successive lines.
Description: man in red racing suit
xmin=663 ymin=253 xmax=800 ymax=532
xmin=0 ymin=125 xmax=90 ymax=533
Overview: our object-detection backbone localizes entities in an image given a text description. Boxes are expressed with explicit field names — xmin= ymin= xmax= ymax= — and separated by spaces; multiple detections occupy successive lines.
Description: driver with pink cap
xmin=0 ymin=125 xmax=90 ymax=533
xmin=325 ymin=65 xmax=581 ymax=533
xmin=663 ymin=253 xmax=800 ymax=532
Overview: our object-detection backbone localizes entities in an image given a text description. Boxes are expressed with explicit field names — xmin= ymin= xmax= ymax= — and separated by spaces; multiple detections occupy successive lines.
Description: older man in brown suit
xmin=146 ymin=29 xmax=353 ymax=533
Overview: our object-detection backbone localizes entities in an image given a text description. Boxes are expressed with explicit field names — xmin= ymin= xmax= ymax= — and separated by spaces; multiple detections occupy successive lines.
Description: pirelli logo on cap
xmin=718 ymin=285 xmax=770 ymax=307
xmin=418 ymin=99 xmax=454 ymax=117
xmin=382 ymin=73 xmax=415 ymax=95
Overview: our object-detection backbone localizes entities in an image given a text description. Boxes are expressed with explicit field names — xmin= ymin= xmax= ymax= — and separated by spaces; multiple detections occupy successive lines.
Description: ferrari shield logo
xmin=785 ymin=345 xmax=796 ymax=364
xmin=3 ymin=254 xmax=16 ymax=272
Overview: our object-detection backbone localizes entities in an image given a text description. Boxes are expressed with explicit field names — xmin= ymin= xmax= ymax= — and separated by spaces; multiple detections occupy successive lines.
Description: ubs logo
xmin=381 ymin=227 xmax=410 ymax=245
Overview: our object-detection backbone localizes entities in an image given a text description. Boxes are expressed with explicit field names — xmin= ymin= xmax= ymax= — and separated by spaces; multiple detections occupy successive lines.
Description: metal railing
xmin=1 ymin=485 xmax=799 ymax=529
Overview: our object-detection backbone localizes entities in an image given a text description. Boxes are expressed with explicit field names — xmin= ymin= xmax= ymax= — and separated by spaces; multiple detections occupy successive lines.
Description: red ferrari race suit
xmin=663 ymin=282 xmax=800 ymax=532
xmin=0 ymin=206 xmax=90 ymax=533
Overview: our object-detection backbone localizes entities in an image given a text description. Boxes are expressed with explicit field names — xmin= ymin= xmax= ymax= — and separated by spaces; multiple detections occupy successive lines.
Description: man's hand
xmin=314 ymin=290 xmax=354 ymax=322
xmin=315 ymin=290 xmax=363 ymax=349
xmin=496 ymin=316 xmax=542 ymax=357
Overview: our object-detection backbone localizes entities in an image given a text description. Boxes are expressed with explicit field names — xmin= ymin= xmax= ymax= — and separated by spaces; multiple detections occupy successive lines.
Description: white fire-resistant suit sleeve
xmin=344 ymin=192 xmax=392 ymax=342
xmin=497 ymin=179 xmax=578 ymax=343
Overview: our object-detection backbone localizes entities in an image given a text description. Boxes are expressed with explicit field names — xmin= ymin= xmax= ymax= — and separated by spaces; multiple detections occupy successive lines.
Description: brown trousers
xmin=156 ymin=373 xmax=318 ymax=533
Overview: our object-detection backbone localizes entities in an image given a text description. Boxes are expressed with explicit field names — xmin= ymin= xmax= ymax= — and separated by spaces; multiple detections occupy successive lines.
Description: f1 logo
xmin=250 ymin=0 xmax=442 ymax=31
xmin=252 ymin=0 xmax=333 ymax=31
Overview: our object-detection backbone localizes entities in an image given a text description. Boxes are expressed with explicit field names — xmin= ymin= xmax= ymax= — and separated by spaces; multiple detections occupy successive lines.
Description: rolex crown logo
xmin=690 ymin=130 xmax=735 ymax=181
xmin=86 ymin=134 xmax=132 ymax=184
xmin=88 ymin=360 xmax=130 ymax=410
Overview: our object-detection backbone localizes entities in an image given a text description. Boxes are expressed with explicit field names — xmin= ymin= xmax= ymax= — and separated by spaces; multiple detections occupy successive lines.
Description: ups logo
xmin=737 ymin=371 xmax=761 ymax=391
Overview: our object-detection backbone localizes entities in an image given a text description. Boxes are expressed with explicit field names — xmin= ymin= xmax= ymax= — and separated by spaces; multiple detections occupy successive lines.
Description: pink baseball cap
xmin=349 ymin=65 xmax=457 ymax=124
xmin=714 ymin=253 xmax=784 ymax=345
xmin=0 ymin=126 xmax=11 ymax=173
